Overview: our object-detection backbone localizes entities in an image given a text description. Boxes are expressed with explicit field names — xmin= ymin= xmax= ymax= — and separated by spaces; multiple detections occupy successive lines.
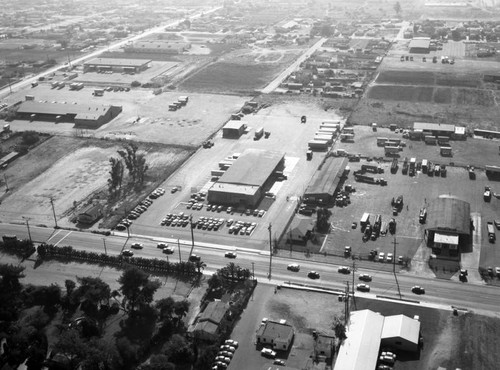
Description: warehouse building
xmin=303 ymin=157 xmax=348 ymax=205
xmin=83 ymin=58 xmax=151 ymax=73
xmin=408 ymin=37 xmax=431 ymax=53
xmin=334 ymin=310 xmax=421 ymax=370
xmin=222 ymin=120 xmax=247 ymax=139
xmin=124 ymin=40 xmax=191 ymax=54
xmin=208 ymin=149 xmax=285 ymax=208
xmin=425 ymin=195 xmax=471 ymax=254
xmin=413 ymin=122 xmax=455 ymax=137
xmin=16 ymin=101 xmax=122 ymax=129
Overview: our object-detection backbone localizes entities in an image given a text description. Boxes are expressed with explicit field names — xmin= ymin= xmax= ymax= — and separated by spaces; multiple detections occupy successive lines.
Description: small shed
xmin=222 ymin=120 xmax=247 ymax=139
xmin=381 ymin=314 xmax=421 ymax=352
xmin=77 ymin=204 xmax=103 ymax=225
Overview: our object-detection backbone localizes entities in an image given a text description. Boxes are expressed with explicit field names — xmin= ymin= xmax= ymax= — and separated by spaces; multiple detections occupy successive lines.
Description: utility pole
xmin=22 ymin=216 xmax=32 ymax=243
xmin=268 ymin=223 xmax=272 ymax=280
xmin=188 ymin=215 xmax=195 ymax=258
xmin=251 ymin=262 xmax=255 ymax=281
xmin=177 ymin=238 xmax=182 ymax=262
xmin=3 ymin=174 xmax=9 ymax=192
xmin=344 ymin=281 xmax=350 ymax=325
xmin=49 ymin=196 xmax=58 ymax=228
xmin=102 ymin=238 xmax=107 ymax=255
xmin=392 ymin=237 xmax=402 ymax=299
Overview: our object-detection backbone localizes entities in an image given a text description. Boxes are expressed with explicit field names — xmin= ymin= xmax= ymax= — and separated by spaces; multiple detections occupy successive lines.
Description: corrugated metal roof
xmin=218 ymin=149 xmax=284 ymax=187
xmin=414 ymin=122 xmax=455 ymax=132
xmin=305 ymin=157 xmax=348 ymax=197
xmin=426 ymin=195 xmax=470 ymax=235
xmin=84 ymin=57 xmax=151 ymax=67
xmin=334 ymin=310 xmax=385 ymax=370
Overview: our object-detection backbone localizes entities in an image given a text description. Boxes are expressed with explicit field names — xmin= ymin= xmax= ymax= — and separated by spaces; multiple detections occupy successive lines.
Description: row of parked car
xmin=115 ymin=189 xmax=166 ymax=231
xmin=212 ymin=340 xmax=238 ymax=370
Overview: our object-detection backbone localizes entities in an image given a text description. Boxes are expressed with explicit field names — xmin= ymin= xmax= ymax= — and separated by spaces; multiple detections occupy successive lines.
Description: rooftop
xmin=409 ymin=38 xmax=431 ymax=49
xmin=17 ymin=101 xmax=115 ymax=116
xmin=84 ymin=57 xmax=152 ymax=67
xmin=257 ymin=321 xmax=294 ymax=340
xmin=414 ymin=122 xmax=455 ymax=133
xmin=426 ymin=195 xmax=471 ymax=235
xmin=382 ymin=314 xmax=420 ymax=344
xmin=218 ymin=149 xmax=285 ymax=187
xmin=305 ymin=157 xmax=348 ymax=196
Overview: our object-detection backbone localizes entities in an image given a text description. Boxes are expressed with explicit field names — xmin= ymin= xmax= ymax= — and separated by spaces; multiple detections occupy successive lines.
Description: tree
xmin=394 ymin=2 xmax=402 ymax=16
xmin=21 ymin=130 xmax=40 ymax=145
xmin=117 ymin=143 xmax=149 ymax=187
xmin=316 ymin=207 xmax=332 ymax=233
xmin=162 ymin=334 xmax=194 ymax=364
xmin=0 ymin=263 xmax=25 ymax=290
xmin=118 ymin=267 xmax=161 ymax=315
xmin=139 ymin=355 xmax=175 ymax=370
xmin=194 ymin=260 xmax=206 ymax=274
xmin=333 ymin=316 xmax=347 ymax=342
xmin=108 ymin=157 xmax=124 ymax=194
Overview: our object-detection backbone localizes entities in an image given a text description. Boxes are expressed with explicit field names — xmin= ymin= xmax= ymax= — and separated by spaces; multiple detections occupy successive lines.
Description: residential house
xmin=256 ymin=320 xmax=294 ymax=351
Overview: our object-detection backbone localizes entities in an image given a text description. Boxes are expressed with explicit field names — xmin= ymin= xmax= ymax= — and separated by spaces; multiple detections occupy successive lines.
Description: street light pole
xmin=22 ymin=216 xmax=32 ymax=243
xmin=49 ymin=196 xmax=58 ymax=228
xmin=392 ymin=237 xmax=402 ymax=299
xmin=188 ymin=214 xmax=195 ymax=258
xmin=102 ymin=238 xmax=107 ymax=255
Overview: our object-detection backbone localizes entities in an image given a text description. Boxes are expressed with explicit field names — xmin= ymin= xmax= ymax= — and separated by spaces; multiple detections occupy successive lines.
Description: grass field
xmin=180 ymin=62 xmax=282 ymax=93
xmin=376 ymin=71 xmax=435 ymax=85
xmin=368 ymin=85 xmax=434 ymax=102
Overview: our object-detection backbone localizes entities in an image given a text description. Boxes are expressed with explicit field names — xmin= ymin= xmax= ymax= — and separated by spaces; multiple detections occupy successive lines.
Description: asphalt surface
xmin=1 ymin=223 xmax=500 ymax=315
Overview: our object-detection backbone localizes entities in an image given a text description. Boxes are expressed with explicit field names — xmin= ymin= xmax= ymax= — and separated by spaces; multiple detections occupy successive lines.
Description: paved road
xmin=2 ymin=223 xmax=500 ymax=314
xmin=0 ymin=7 xmax=222 ymax=99
xmin=261 ymin=37 xmax=327 ymax=94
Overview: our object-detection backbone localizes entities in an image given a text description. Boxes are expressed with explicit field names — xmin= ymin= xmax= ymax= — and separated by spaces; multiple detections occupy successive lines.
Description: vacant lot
xmin=368 ymin=85 xmax=434 ymax=102
xmin=0 ymin=136 xmax=193 ymax=227
xmin=376 ymin=71 xmax=435 ymax=85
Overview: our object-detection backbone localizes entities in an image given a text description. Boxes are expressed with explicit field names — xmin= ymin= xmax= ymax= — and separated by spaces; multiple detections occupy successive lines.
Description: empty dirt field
xmin=0 ymin=136 xmax=192 ymax=227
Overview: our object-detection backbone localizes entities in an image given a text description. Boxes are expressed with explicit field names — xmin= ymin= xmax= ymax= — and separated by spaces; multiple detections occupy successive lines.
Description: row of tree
xmin=36 ymin=243 xmax=206 ymax=275
xmin=108 ymin=143 xmax=149 ymax=196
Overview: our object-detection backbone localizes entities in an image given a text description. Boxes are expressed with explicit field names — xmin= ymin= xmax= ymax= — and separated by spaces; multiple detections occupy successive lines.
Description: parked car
xmin=225 ymin=252 xmax=237 ymax=259
xmin=220 ymin=345 xmax=236 ymax=353
xmin=287 ymin=263 xmax=300 ymax=272
xmin=308 ymin=271 xmax=320 ymax=279
xmin=356 ymin=283 xmax=370 ymax=292
xmin=378 ymin=252 xmax=385 ymax=262
xmin=261 ymin=348 xmax=276 ymax=358
xmin=359 ymin=274 xmax=372 ymax=282
xmin=224 ymin=340 xmax=238 ymax=348
xmin=171 ymin=186 xmax=178 ymax=193
xmin=274 ymin=359 xmax=285 ymax=366
xmin=411 ymin=286 xmax=425 ymax=295
xmin=386 ymin=253 xmax=394 ymax=263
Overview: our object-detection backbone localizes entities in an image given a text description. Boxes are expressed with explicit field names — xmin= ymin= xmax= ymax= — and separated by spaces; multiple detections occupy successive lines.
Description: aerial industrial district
xmin=1 ymin=0 xmax=500 ymax=369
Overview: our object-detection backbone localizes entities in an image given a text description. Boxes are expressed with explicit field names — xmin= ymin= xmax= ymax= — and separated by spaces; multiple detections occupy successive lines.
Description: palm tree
xmin=195 ymin=261 xmax=206 ymax=274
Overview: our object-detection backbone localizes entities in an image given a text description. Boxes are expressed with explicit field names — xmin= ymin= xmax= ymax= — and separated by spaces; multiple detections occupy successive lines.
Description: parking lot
xmin=317 ymin=125 xmax=499 ymax=277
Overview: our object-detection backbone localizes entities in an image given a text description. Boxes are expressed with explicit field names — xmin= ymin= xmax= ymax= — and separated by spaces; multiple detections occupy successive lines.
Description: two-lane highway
xmin=1 ymin=223 xmax=500 ymax=314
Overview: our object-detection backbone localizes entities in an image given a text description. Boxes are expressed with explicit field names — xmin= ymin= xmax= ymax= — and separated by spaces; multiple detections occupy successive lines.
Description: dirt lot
xmin=0 ymin=136 xmax=193 ymax=227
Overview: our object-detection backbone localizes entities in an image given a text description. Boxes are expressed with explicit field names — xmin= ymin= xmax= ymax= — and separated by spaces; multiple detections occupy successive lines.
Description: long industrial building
xmin=207 ymin=149 xmax=285 ymax=208
xmin=16 ymin=101 xmax=122 ymax=129
xmin=83 ymin=58 xmax=151 ymax=73
xmin=303 ymin=156 xmax=348 ymax=204
xmin=124 ymin=40 xmax=191 ymax=54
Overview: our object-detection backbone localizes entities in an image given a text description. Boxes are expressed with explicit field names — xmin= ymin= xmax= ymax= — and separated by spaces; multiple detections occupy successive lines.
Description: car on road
xmin=287 ymin=263 xmax=300 ymax=272
xmin=338 ymin=266 xmax=351 ymax=274
xmin=163 ymin=247 xmax=174 ymax=254
xmin=157 ymin=243 xmax=168 ymax=249
xmin=261 ymin=348 xmax=276 ymax=358
xmin=131 ymin=243 xmax=143 ymax=249
xmin=274 ymin=359 xmax=285 ymax=366
xmin=308 ymin=271 xmax=320 ymax=279
xmin=356 ymin=283 xmax=370 ymax=292
xmin=121 ymin=249 xmax=134 ymax=257
xmin=225 ymin=252 xmax=237 ymax=259
xmin=189 ymin=255 xmax=201 ymax=262
xmin=411 ymin=286 xmax=425 ymax=295
xmin=359 ymin=274 xmax=372 ymax=282
xmin=171 ymin=186 xmax=178 ymax=193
